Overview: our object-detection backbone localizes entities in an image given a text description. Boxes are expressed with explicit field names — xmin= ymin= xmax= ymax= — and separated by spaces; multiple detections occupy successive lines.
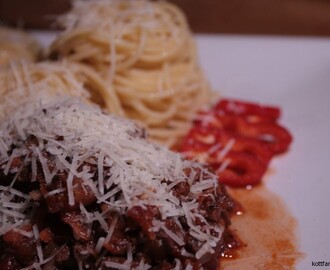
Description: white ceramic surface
xmin=195 ymin=35 xmax=330 ymax=270
xmin=33 ymin=32 xmax=330 ymax=269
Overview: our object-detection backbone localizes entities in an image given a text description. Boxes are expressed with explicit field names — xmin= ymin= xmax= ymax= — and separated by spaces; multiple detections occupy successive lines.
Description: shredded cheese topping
xmin=0 ymin=95 xmax=224 ymax=266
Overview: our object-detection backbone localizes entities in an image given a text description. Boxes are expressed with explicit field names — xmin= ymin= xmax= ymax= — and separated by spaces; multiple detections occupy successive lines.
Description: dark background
xmin=1 ymin=0 xmax=330 ymax=36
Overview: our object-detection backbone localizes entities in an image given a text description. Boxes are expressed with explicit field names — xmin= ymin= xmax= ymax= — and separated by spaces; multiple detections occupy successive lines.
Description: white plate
xmin=195 ymin=35 xmax=330 ymax=270
xmin=33 ymin=32 xmax=330 ymax=269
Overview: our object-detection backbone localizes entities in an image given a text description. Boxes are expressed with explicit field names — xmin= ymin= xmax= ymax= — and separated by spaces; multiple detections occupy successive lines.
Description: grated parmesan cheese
xmin=32 ymin=224 xmax=44 ymax=263
xmin=0 ymin=95 xmax=227 ymax=266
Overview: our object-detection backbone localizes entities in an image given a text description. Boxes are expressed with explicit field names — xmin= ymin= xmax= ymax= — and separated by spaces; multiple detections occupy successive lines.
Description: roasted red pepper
xmin=195 ymin=110 xmax=292 ymax=154
xmin=181 ymin=127 xmax=272 ymax=165
xmin=180 ymin=98 xmax=293 ymax=187
xmin=215 ymin=99 xmax=281 ymax=123
xmin=210 ymin=152 xmax=268 ymax=187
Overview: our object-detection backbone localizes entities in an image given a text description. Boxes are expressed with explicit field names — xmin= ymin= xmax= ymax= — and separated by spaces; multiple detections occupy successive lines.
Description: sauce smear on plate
xmin=222 ymin=185 xmax=303 ymax=269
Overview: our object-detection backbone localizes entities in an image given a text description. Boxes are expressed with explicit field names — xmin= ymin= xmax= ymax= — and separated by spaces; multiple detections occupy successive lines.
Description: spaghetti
xmin=0 ymin=26 xmax=40 ymax=66
xmin=0 ymin=61 xmax=123 ymax=122
xmin=49 ymin=0 xmax=212 ymax=147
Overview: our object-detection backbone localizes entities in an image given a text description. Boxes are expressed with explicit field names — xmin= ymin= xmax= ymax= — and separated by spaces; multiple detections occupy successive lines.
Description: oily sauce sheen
xmin=221 ymin=185 xmax=304 ymax=270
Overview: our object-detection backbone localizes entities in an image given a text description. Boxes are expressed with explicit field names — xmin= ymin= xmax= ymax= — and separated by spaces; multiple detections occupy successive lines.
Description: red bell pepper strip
xmin=179 ymin=98 xmax=293 ymax=187
xmin=181 ymin=127 xmax=272 ymax=165
xmin=210 ymin=152 xmax=267 ymax=187
xmin=215 ymin=99 xmax=281 ymax=123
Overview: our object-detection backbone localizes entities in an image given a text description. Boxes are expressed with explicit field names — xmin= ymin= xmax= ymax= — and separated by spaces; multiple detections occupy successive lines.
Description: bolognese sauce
xmin=0 ymin=96 xmax=239 ymax=270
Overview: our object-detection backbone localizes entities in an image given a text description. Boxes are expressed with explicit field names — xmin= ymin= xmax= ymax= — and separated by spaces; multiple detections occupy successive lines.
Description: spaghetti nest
xmin=49 ymin=0 xmax=212 ymax=147
xmin=0 ymin=61 xmax=123 ymax=122
xmin=0 ymin=26 xmax=40 ymax=66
